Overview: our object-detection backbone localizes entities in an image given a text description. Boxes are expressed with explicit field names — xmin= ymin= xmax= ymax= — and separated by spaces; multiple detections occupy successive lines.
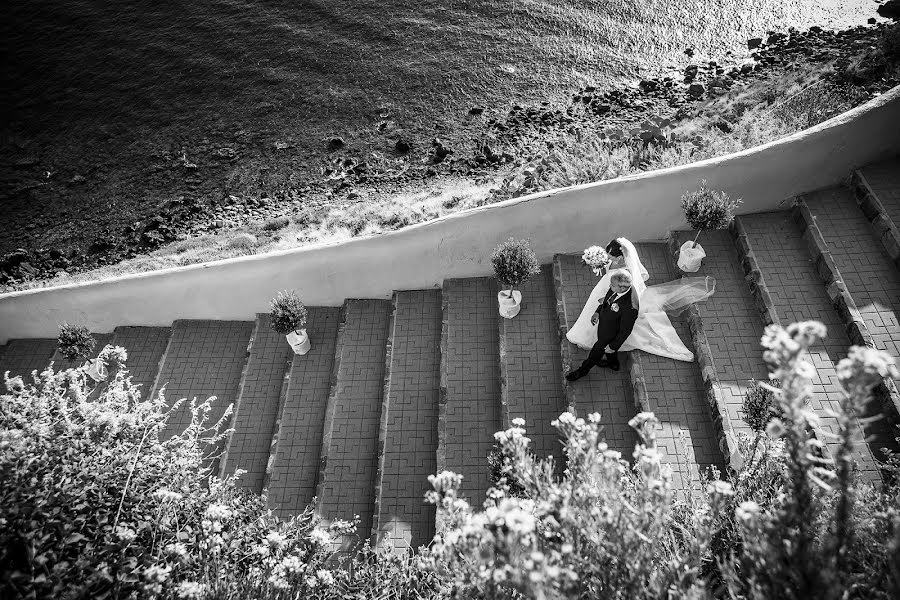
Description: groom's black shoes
xmin=604 ymin=352 xmax=620 ymax=371
xmin=565 ymin=369 xmax=585 ymax=382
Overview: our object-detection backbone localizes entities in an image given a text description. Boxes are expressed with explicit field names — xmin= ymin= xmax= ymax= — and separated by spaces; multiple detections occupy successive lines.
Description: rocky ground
xmin=2 ymin=9 xmax=899 ymax=288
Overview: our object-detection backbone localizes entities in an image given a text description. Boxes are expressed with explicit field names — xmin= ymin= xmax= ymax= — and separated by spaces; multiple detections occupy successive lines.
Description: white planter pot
xmin=286 ymin=328 xmax=311 ymax=355
xmin=677 ymin=241 xmax=706 ymax=273
xmin=82 ymin=358 xmax=108 ymax=382
xmin=497 ymin=290 xmax=522 ymax=319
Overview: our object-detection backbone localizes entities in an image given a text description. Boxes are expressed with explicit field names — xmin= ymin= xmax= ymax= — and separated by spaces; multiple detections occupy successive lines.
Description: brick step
xmin=266 ymin=307 xmax=342 ymax=518
xmin=853 ymin=156 xmax=900 ymax=272
xmin=735 ymin=211 xmax=885 ymax=483
xmin=633 ymin=242 xmax=726 ymax=495
xmin=220 ymin=314 xmax=295 ymax=493
xmin=316 ymin=299 xmax=392 ymax=542
xmin=153 ymin=320 xmax=254 ymax=470
xmin=553 ymin=254 xmax=638 ymax=458
xmin=0 ymin=338 xmax=57 ymax=382
xmin=50 ymin=332 xmax=114 ymax=370
xmin=669 ymin=230 xmax=769 ymax=463
xmin=439 ymin=277 xmax=502 ymax=506
xmin=793 ymin=189 xmax=900 ymax=451
xmin=111 ymin=326 xmax=171 ymax=399
xmin=373 ymin=290 xmax=441 ymax=552
xmin=499 ymin=267 xmax=567 ymax=470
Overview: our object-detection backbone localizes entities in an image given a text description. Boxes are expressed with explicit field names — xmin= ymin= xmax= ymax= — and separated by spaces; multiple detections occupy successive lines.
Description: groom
xmin=566 ymin=269 xmax=639 ymax=381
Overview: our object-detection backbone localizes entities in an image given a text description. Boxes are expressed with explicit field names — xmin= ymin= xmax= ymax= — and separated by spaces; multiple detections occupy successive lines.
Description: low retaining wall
xmin=2 ymin=87 xmax=899 ymax=343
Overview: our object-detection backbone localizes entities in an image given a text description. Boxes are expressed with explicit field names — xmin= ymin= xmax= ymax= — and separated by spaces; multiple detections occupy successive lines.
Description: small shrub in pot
xmin=269 ymin=290 xmax=309 ymax=334
xmin=681 ymin=180 xmax=742 ymax=246
xmin=57 ymin=323 xmax=96 ymax=361
xmin=491 ymin=237 xmax=541 ymax=299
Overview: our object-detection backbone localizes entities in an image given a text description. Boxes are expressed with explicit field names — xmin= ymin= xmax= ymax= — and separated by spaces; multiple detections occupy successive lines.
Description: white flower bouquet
xmin=581 ymin=245 xmax=611 ymax=275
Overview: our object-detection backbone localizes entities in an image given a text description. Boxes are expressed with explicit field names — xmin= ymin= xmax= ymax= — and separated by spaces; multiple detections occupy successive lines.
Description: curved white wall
xmin=2 ymin=87 xmax=899 ymax=343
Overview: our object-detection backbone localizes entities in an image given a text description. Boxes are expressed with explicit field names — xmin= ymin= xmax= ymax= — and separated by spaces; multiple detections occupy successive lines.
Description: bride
xmin=566 ymin=238 xmax=715 ymax=361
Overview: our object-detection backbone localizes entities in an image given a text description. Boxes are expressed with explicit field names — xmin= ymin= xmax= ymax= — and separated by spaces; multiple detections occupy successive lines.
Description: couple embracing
xmin=565 ymin=238 xmax=715 ymax=381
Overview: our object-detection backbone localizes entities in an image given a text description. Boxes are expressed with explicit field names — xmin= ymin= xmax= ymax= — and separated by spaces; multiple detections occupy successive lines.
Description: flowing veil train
xmin=565 ymin=238 xmax=715 ymax=361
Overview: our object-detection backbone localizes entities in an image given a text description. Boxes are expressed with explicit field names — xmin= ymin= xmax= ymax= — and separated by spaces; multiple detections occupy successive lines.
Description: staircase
xmin=3 ymin=157 xmax=900 ymax=552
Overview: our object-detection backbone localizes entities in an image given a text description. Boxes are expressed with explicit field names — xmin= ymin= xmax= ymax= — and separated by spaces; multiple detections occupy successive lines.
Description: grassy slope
xmin=0 ymin=1 xmax=878 ymax=274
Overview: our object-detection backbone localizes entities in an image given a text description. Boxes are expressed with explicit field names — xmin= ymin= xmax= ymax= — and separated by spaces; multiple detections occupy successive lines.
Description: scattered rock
xmin=395 ymin=138 xmax=412 ymax=153
xmin=469 ymin=107 xmax=485 ymax=115
xmin=430 ymin=138 xmax=452 ymax=163
xmin=878 ymin=1 xmax=900 ymax=20
xmin=684 ymin=48 xmax=695 ymax=57
xmin=213 ymin=147 xmax=237 ymax=160
xmin=684 ymin=64 xmax=699 ymax=80
xmin=687 ymin=83 xmax=705 ymax=98
xmin=748 ymin=37 xmax=763 ymax=50
xmin=868 ymin=18 xmax=877 ymax=25
xmin=639 ymin=79 xmax=658 ymax=92
xmin=14 ymin=157 xmax=39 ymax=169
xmin=715 ymin=120 xmax=733 ymax=133
xmin=273 ymin=141 xmax=294 ymax=150
xmin=326 ymin=137 xmax=345 ymax=152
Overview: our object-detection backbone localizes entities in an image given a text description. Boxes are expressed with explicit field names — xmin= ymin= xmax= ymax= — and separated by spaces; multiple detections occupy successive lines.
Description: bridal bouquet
xmin=581 ymin=245 xmax=611 ymax=275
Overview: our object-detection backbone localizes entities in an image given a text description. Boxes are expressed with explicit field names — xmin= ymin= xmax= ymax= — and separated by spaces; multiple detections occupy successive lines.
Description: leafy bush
xmin=681 ymin=181 xmax=742 ymax=245
xmin=262 ymin=216 xmax=291 ymax=232
xmin=742 ymin=378 xmax=781 ymax=432
xmin=491 ymin=237 xmax=541 ymax=296
xmin=269 ymin=290 xmax=308 ymax=334
xmin=0 ymin=361 xmax=446 ymax=600
xmin=56 ymin=323 xmax=95 ymax=361
xmin=225 ymin=232 xmax=259 ymax=252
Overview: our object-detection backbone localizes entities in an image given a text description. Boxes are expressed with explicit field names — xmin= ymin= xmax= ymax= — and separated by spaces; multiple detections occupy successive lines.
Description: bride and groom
xmin=565 ymin=238 xmax=715 ymax=381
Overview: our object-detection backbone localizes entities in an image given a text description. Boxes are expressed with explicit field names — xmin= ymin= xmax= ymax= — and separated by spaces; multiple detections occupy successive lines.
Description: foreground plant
xmin=0 ymin=361 xmax=445 ymax=599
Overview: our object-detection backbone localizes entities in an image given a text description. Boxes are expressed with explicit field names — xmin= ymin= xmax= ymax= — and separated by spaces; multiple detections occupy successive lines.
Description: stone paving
xmin=635 ymin=243 xmax=726 ymax=494
xmin=441 ymin=277 xmax=502 ymax=504
xmin=155 ymin=320 xmax=254 ymax=467
xmin=738 ymin=212 xmax=882 ymax=480
xmin=806 ymin=187 xmax=900 ymax=358
xmin=222 ymin=314 xmax=294 ymax=493
xmin=499 ymin=267 xmax=567 ymax=470
xmin=0 ymin=338 xmax=57 ymax=382
xmin=671 ymin=231 xmax=769 ymax=440
xmin=375 ymin=290 xmax=441 ymax=551
xmin=859 ymin=157 xmax=900 ymax=228
xmin=112 ymin=326 xmax=171 ymax=398
xmin=266 ymin=307 xmax=342 ymax=518
xmin=317 ymin=299 xmax=391 ymax=541
xmin=554 ymin=254 xmax=638 ymax=458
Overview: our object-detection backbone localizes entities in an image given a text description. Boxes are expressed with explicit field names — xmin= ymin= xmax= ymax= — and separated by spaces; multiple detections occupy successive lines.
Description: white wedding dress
xmin=565 ymin=238 xmax=715 ymax=362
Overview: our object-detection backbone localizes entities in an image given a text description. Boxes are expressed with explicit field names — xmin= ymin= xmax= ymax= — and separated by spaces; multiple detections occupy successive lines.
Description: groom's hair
xmin=610 ymin=269 xmax=633 ymax=286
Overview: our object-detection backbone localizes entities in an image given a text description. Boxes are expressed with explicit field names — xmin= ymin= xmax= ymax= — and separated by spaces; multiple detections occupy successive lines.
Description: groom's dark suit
xmin=569 ymin=286 xmax=639 ymax=378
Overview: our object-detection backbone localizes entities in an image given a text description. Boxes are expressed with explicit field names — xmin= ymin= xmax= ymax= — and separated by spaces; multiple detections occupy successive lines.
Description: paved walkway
xmin=671 ymin=231 xmax=769 ymax=440
xmin=376 ymin=290 xmax=441 ymax=550
xmin=636 ymin=243 xmax=725 ymax=494
xmin=222 ymin=314 xmax=294 ymax=493
xmin=500 ymin=267 xmax=567 ymax=470
xmin=318 ymin=299 xmax=391 ymax=540
xmin=739 ymin=212 xmax=881 ymax=481
xmin=266 ymin=307 xmax=342 ymax=518
xmin=0 ymin=339 xmax=56 ymax=382
xmin=112 ymin=326 xmax=171 ymax=399
xmin=859 ymin=157 xmax=900 ymax=228
xmin=155 ymin=320 xmax=253 ymax=470
xmin=441 ymin=277 xmax=502 ymax=504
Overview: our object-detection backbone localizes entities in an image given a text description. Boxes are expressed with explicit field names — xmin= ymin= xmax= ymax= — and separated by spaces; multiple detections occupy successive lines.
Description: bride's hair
xmin=606 ymin=238 xmax=624 ymax=257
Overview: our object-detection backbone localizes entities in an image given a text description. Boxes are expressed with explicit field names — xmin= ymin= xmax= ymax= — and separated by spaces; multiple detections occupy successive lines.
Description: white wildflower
xmin=176 ymin=581 xmax=205 ymax=599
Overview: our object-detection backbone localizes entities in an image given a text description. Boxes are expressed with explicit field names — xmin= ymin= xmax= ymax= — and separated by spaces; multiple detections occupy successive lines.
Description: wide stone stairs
xmin=2 ymin=157 xmax=899 ymax=551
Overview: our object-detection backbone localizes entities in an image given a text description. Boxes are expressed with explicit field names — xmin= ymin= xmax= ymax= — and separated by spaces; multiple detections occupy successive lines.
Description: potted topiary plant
xmin=270 ymin=290 xmax=311 ymax=355
xmin=491 ymin=237 xmax=541 ymax=319
xmin=678 ymin=181 xmax=742 ymax=272
xmin=58 ymin=323 xmax=106 ymax=381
